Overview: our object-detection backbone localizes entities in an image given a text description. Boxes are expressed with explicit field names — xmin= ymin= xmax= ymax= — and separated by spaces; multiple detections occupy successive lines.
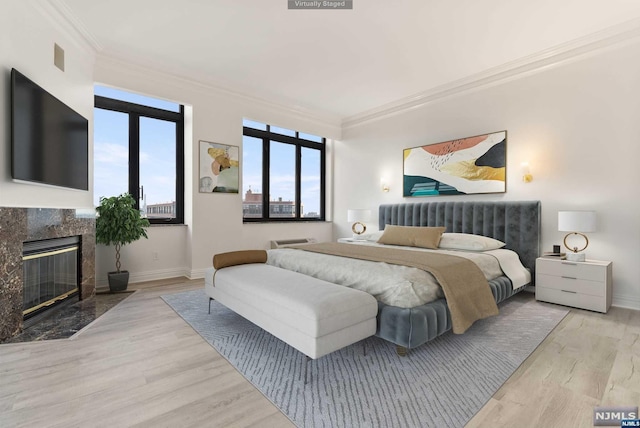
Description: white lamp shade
xmin=347 ymin=209 xmax=372 ymax=223
xmin=558 ymin=211 xmax=596 ymax=232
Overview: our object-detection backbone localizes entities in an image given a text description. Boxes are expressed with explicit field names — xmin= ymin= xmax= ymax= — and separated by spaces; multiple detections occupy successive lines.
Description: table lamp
xmin=558 ymin=210 xmax=596 ymax=262
xmin=347 ymin=209 xmax=372 ymax=239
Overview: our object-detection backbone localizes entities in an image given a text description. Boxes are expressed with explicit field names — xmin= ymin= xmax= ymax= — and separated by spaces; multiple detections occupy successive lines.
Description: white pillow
xmin=438 ymin=233 xmax=505 ymax=251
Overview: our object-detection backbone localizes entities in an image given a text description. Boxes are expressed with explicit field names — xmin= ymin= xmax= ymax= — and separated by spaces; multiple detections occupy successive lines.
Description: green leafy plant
xmin=95 ymin=193 xmax=150 ymax=273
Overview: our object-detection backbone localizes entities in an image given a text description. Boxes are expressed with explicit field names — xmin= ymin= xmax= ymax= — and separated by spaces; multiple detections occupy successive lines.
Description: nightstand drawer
xmin=536 ymin=260 xmax=607 ymax=282
xmin=536 ymin=287 xmax=607 ymax=313
xmin=536 ymin=273 xmax=605 ymax=297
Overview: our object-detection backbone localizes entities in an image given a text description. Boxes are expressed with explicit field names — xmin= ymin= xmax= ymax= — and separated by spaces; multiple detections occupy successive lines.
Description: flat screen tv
xmin=11 ymin=68 xmax=89 ymax=191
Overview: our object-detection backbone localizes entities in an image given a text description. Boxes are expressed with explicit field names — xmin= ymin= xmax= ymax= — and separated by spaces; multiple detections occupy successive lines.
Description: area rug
xmin=162 ymin=290 xmax=568 ymax=427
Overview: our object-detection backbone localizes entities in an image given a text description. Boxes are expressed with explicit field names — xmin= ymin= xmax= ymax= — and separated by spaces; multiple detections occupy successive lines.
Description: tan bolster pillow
xmin=377 ymin=225 xmax=446 ymax=249
xmin=212 ymin=250 xmax=268 ymax=269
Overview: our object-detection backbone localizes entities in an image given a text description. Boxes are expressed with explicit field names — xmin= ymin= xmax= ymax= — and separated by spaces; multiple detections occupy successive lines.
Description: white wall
xmin=93 ymin=57 xmax=340 ymax=284
xmin=335 ymin=40 xmax=640 ymax=309
xmin=95 ymin=225 xmax=188 ymax=288
xmin=0 ymin=2 xmax=94 ymax=209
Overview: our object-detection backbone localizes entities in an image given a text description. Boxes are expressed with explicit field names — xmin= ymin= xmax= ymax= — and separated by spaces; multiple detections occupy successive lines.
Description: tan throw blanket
xmin=290 ymin=242 xmax=498 ymax=334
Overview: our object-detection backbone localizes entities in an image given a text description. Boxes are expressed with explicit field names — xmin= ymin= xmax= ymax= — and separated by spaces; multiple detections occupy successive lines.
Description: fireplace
xmin=22 ymin=236 xmax=81 ymax=320
xmin=0 ymin=207 xmax=95 ymax=342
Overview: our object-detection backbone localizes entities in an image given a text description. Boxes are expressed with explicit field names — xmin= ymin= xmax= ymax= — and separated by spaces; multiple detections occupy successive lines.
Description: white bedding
xmin=266 ymin=242 xmax=530 ymax=308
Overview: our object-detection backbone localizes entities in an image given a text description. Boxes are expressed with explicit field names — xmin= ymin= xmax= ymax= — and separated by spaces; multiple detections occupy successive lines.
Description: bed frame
xmin=376 ymin=200 xmax=541 ymax=353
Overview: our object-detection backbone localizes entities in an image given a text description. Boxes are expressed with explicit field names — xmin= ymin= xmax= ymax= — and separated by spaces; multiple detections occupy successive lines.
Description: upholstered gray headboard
xmin=379 ymin=201 xmax=541 ymax=278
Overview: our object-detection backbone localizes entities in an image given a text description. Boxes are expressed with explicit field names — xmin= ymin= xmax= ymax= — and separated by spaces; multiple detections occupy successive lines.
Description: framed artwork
xmin=199 ymin=141 xmax=240 ymax=193
xmin=403 ymin=131 xmax=506 ymax=197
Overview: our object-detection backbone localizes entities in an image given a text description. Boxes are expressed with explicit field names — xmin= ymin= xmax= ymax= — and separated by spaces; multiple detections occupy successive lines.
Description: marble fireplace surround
xmin=0 ymin=207 xmax=95 ymax=342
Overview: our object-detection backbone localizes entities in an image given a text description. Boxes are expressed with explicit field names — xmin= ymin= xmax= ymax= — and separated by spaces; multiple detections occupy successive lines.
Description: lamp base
xmin=565 ymin=252 xmax=586 ymax=262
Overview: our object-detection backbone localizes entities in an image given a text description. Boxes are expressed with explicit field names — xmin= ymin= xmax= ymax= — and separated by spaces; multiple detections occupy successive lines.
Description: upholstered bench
xmin=204 ymin=263 xmax=378 ymax=360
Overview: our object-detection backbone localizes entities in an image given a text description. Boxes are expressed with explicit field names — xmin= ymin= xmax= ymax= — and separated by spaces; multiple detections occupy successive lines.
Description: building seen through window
xmin=242 ymin=188 xmax=301 ymax=219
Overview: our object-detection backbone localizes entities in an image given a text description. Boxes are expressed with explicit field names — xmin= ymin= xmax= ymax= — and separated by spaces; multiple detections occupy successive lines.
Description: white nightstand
xmin=535 ymin=257 xmax=612 ymax=313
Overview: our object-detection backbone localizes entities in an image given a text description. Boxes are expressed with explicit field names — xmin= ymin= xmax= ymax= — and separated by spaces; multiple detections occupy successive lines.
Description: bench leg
xmin=208 ymin=297 xmax=214 ymax=314
xmin=303 ymin=355 xmax=311 ymax=385
xmin=396 ymin=345 xmax=409 ymax=357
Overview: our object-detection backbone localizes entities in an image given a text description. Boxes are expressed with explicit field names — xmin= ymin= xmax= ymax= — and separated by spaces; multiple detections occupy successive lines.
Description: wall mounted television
xmin=11 ymin=68 xmax=89 ymax=191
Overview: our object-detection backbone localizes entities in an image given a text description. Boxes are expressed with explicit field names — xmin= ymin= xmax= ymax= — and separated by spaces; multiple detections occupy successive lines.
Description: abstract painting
xmin=199 ymin=141 xmax=240 ymax=193
xmin=403 ymin=131 xmax=506 ymax=197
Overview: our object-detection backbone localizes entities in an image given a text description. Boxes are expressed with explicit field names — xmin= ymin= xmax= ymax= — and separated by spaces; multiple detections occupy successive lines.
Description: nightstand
xmin=535 ymin=257 xmax=612 ymax=313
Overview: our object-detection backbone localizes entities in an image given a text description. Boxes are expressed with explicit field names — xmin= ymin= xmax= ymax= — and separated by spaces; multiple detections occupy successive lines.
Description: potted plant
xmin=95 ymin=193 xmax=150 ymax=292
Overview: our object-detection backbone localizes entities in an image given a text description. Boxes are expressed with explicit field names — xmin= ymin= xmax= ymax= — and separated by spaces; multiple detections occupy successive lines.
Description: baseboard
xmin=612 ymin=293 xmax=640 ymax=311
xmin=95 ymin=267 xmax=190 ymax=288
xmin=188 ymin=268 xmax=208 ymax=280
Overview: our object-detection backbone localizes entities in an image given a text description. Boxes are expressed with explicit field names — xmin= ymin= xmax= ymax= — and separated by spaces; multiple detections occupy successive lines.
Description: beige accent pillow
xmin=377 ymin=225 xmax=446 ymax=249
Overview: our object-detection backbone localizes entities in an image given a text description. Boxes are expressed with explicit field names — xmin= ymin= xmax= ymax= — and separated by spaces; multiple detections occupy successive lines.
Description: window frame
xmin=242 ymin=124 xmax=326 ymax=222
xmin=94 ymin=95 xmax=185 ymax=224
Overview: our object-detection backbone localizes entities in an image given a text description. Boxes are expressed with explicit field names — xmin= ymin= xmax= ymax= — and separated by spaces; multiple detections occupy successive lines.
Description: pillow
xmin=438 ymin=233 xmax=505 ymax=251
xmin=377 ymin=225 xmax=446 ymax=249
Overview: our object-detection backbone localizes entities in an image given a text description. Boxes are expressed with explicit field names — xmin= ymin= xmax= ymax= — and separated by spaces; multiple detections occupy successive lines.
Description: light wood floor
xmin=0 ymin=278 xmax=638 ymax=428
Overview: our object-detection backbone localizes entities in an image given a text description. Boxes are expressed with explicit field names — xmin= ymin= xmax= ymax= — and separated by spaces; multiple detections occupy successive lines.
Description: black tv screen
xmin=11 ymin=68 xmax=89 ymax=191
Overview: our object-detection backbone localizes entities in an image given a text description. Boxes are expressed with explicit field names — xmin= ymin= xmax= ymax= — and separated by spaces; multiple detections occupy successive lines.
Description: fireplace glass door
xmin=22 ymin=236 xmax=80 ymax=318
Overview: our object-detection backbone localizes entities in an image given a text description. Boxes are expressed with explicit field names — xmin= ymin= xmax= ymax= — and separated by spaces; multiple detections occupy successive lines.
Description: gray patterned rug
xmin=161 ymin=290 xmax=568 ymax=427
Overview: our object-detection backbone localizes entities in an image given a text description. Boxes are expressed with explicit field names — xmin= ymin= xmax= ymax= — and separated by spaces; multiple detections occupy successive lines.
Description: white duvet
xmin=266 ymin=242 xmax=530 ymax=309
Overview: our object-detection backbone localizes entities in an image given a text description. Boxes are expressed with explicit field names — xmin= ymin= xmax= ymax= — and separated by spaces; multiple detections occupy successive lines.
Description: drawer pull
xmin=561 ymin=276 xmax=577 ymax=280
xmin=561 ymin=262 xmax=578 ymax=266
xmin=561 ymin=290 xmax=577 ymax=294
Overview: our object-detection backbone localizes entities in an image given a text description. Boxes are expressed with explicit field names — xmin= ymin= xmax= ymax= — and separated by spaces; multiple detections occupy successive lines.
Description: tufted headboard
xmin=379 ymin=201 xmax=541 ymax=279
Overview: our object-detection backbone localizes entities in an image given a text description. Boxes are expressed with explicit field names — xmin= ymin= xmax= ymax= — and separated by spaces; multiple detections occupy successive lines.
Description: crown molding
xmin=31 ymin=1 xmax=640 ymax=134
xmin=342 ymin=17 xmax=640 ymax=130
xmin=29 ymin=0 xmax=101 ymax=56
xmin=95 ymin=54 xmax=343 ymax=135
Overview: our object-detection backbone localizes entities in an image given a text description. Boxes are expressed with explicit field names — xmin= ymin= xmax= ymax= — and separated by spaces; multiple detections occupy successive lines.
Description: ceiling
xmin=60 ymin=0 xmax=640 ymax=120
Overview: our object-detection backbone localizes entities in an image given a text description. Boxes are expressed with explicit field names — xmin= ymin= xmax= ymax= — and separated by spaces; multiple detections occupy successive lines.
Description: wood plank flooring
xmin=0 ymin=277 xmax=638 ymax=427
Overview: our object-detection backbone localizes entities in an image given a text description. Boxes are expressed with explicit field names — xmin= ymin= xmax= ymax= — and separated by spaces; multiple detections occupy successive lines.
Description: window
xmin=94 ymin=86 xmax=184 ymax=224
xmin=242 ymin=119 xmax=325 ymax=221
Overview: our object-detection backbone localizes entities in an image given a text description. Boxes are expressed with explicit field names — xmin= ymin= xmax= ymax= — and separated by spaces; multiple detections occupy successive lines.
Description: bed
xmin=270 ymin=200 xmax=541 ymax=353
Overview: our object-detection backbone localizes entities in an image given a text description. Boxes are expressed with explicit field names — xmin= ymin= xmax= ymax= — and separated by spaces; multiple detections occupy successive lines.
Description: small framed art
xmin=199 ymin=141 xmax=240 ymax=193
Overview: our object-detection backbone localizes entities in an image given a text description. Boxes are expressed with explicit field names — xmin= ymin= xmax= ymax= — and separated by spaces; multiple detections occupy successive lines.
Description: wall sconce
xmin=381 ymin=178 xmax=389 ymax=192
xmin=521 ymin=162 xmax=533 ymax=183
